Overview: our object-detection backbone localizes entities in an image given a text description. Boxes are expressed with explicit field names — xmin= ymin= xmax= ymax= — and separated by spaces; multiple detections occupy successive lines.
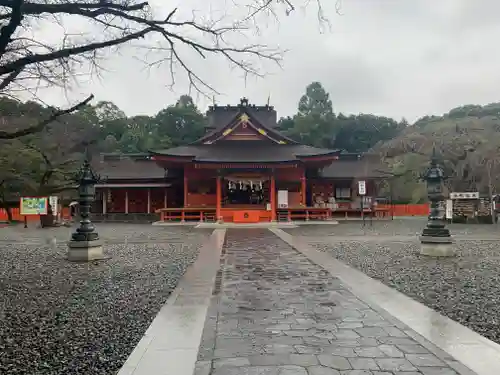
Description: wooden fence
xmin=0 ymin=204 xmax=430 ymax=222
xmin=0 ymin=207 xmax=71 ymax=222
xmin=377 ymin=204 xmax=429 ymax=217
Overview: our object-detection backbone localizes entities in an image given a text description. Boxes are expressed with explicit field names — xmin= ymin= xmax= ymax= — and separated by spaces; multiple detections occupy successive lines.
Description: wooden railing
xmin=277 ymin=207 xmax=332 ymax=221
xmin=0 ymin=204 xmax=431 ymax=222
xmin=155 ymin=207 xmax=217 ymax=222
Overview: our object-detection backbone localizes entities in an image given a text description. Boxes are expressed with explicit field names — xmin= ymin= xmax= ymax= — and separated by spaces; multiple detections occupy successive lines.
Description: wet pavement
xmin=194 ymin=229 xmax=470 ymax=375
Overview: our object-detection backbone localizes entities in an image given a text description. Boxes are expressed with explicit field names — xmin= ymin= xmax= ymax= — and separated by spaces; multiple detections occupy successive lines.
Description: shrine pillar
xmin=102 ymin=188 xmax=107 ymax=214
xmin=270 ymin=173 xmax=276 ymax=221
xmin=301 ymin=171 xmax=307 ymax=206
xmin=216 ymin=175 xmax=222 ymax=222
xmin=125 ymin=190 xmax=129 ymax=214
xmin=183 ymin=175 xmax=188 ymax=208
xmin=147 ymin=188 xmax=151 ymax=214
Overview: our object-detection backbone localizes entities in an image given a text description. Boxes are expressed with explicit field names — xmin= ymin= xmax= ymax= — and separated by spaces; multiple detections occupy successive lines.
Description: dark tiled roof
xmin=92 ymin=154 xmax=166 ymax=180
xmin=151 ymin=143 xmax=339 ymax=163
xmin=195 ymin=109 xmax=297 ymax=145
xmin=206 ymin=99 xmax=278 ymax=130
xmin=321 ymin=154 xmax=389 ymax=179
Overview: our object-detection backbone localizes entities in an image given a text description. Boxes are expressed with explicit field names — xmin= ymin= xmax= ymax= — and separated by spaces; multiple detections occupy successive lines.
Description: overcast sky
xmin=34 ymin=0 xmax=500 ymax=123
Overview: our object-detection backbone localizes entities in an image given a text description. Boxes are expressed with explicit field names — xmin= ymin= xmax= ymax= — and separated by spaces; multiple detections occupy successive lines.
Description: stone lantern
xmin=67 ymin=157 xmax=105 ymax=261
xmin=419 ymin=147 xmax=454 ymax=256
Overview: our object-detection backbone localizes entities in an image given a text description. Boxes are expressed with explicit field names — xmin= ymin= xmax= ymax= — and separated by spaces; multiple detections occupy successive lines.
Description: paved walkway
xmin=194 ymin=229 xmax=467 ymax=375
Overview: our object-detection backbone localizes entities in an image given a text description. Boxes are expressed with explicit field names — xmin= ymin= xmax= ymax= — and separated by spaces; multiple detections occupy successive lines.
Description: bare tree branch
xmin=0 ymin=0 xmax=331 ymax=139
xmin=0 ymin=0 xmax=332 ymax=99
xmin=0 ymin=93 xmax=94 ymax=139
xmin=0 ymin=0 xmax=24 ymax=57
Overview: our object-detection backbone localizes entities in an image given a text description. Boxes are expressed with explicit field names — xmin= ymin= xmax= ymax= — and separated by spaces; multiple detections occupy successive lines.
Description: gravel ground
xmin=313 ymin=237 xmax=500 ymax=345
xmin=286 ymin=218 xmax=500 ymax=238
xmin=0 ymin=224 xmax=212 ymax=375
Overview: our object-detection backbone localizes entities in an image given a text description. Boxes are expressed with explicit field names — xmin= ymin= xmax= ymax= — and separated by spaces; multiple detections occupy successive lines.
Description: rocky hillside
xmin=373 ymin=103 xmax=500 ymax=202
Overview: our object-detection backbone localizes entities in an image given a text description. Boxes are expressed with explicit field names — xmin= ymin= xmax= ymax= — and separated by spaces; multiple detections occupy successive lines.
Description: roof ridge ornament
xmin=240 ymin=97 xmax=249 ymax=107
xmin=240 ymin=113 xmax=249 ymax=122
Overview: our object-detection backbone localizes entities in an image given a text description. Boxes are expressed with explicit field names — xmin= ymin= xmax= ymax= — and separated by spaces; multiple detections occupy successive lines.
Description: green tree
xmin=154 ymin=96 xmax=206 ymax=147
xmin=333 ymin=114 xmax=404 ymax=153
xmin=287 ymin=82 xmax=337 ymax=148
xmin=297 ymin=81 xmax=334 ymax=117
xmin=277 ymin=116 xmax=295 ymax=132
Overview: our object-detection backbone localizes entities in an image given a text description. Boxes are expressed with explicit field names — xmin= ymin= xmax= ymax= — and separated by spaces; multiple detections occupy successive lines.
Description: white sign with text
xmin=358 ymin=180 xmax=366 ymax=196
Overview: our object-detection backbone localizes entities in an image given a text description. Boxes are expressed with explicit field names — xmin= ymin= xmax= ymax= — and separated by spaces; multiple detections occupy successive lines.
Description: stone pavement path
xmin=194 ymin=229 xmax=463 ymax=375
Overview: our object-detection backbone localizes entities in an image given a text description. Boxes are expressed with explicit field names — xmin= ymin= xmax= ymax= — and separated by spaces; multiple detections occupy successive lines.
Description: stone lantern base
xmin=67 ymin=239 xmax=104 ymax=261
xmin=419 ymin=235 xmax=455 ymax=257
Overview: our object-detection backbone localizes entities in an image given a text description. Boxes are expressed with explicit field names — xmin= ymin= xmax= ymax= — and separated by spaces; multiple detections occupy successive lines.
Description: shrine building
xmin=91 ymin=98 xmax=389 ymax=223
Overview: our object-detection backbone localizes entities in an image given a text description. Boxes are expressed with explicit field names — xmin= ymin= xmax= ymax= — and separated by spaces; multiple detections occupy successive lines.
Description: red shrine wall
xmin=95 ymin=177 xmax=378 ymax=214
xmin=183 ymin=165 xmax=307 ymax=208
xmin=184 ymin=166 xmax=215 ymax=207
xmin=97 ymin=187 xmax=170 ymax=213
xmin=275 ymin=167 xmax=305 ymax=206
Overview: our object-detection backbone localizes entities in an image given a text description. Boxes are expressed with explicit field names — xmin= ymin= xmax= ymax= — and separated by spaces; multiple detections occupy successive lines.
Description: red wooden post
xmin=183 ymin=175 xmax=188 ymax=208
xmin=216 ymin=176 xmax=221 ymax=222
xmin=301 ymin=171 xmax=306 ymax=206
xmin=270 ymin=174 xmax=276 ymax=221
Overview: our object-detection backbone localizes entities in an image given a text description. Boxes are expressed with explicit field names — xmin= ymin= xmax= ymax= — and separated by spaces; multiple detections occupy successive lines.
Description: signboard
xmin=49 ymin=196 xmax=58 ymax=216
xmin=277 ymin=190 xmax=289 ymax=208
xmin=358 ymin=180 xmax=366 ymax=196
xmin=20 ymin=197 xmax=48 ymax=215
xmin=450 ymin=192 xmax=479 ymax=200
xmin=445 ymin=199 xmax=453 ymax=219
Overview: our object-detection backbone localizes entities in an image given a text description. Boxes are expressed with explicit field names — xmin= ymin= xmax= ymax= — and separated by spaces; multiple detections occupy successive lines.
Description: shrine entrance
xmin=220 ymin=174 xmax=272 ymax=223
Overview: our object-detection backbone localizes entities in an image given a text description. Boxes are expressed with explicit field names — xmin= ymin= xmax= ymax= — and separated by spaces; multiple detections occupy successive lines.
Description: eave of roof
xmin=92 ymin=155 xmax=167 ymax=180
xmin=320 ymin=157 xmax=390 ymax=179
xmin=150 ymin=144 xmax=340 ymax=164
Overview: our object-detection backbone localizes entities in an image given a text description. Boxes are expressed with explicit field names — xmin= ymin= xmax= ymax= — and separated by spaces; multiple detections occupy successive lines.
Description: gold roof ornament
xmin=240 ymin=113 xmax=249 ymax=122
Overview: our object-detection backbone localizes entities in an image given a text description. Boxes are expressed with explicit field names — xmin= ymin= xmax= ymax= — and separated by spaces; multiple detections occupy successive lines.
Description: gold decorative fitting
xmin=278 ymin=140 xmax=286 ymax=144
xmin=257 ymin=128 xmax=267 ymax=135
xmin=223 ymin=128 xmax=233 ymax=136
xmin=240 ymin=113 xmax=249 ymax=122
